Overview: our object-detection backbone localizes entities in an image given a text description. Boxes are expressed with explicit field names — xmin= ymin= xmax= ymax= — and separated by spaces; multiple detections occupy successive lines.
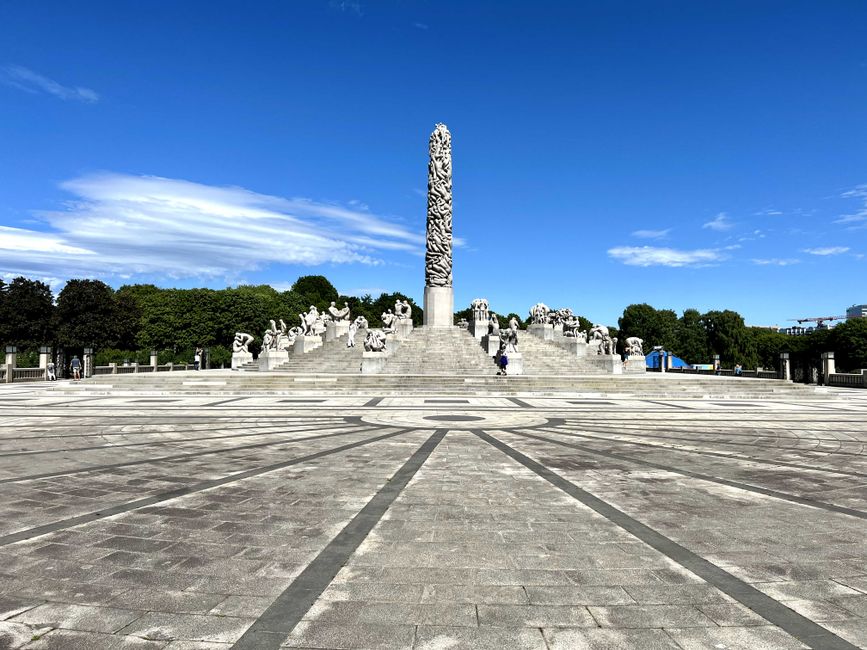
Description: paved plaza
xmin=1 ymin=381 xmax=866 ymax=649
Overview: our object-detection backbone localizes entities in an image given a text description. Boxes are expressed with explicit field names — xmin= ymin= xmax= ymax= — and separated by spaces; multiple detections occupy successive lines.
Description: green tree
xmin=618 ymin=303 xmax=677 ymax=350
xmin=701 ymin=309 xmax=756 ymax=367
xmin=830 ymin=318 xmax=867 ymax=372
xmin=292 ymin=275 xmax=339 ymax=308
xmin=57 ymin=279 xmax=125 ymax=349
xmin=0 ymin=276 xmax=55 ymax=349
xmin=672 ymin=308 xmax=710 ymax=364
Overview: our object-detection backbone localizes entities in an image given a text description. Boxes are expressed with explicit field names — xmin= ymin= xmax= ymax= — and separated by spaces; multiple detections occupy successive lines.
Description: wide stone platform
xmin=0 ymin=380 xmax=865 ymax=649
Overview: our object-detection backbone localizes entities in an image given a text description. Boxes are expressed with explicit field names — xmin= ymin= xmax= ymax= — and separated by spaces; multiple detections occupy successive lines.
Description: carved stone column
xmin=423 ymin=123 xmax=454 ymax=327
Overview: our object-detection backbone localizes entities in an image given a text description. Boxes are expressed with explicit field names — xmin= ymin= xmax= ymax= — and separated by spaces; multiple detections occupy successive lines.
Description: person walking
xmin=497 ymin=352 xmax=509 ymax=376
xmin=194 ymin=348 xmax=202 ymax=371
xmin=70 ymin=355 xmax=82 ymax=381
xmin=46 ymin=361 xmax=56 ymax=381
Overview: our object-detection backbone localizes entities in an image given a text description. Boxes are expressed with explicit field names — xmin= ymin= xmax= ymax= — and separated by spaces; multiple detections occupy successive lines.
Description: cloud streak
xmin=607 ymin=246 xmax=727 ymax=268
xmin=631 ymin=228 xmax=670 ymax=239
xmin=1 ymin=65 xmax=99 ymax=103
xmin=702 ymin=212 xmax=734 ymax=232
xmin=0 ymin=172 xmax=424 ymax=282
xmin=803 ymin=246 xmax=849 ymax=256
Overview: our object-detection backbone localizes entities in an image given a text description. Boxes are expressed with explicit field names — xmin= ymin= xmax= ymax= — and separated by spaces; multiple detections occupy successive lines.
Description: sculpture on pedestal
xmin=347 ymin=316 xmax=369 ymax=348
xmin=499 ymin=318 xmax=519 ymax=354
xmin=381 ymin=309 xmax=397 ymax=334
xmin=488 ymin=313 xmax=500 ymax=336
xmin=232 ymin=332 xmax=253 ymax=353
xmin=529 ymin=303 xmax=551 ymax=325
xmin=471 ymin=298 xmax=489 ymax=321
xmin=300 ymin=306 xmax=324 ymax=336
xmin=589 ymin=324 xmax=616 ymax=355
xmin=426 ymin=124 xmax=452 ymax=288
xmin=262 ymin=320 xmax=278 ymax=351
xmin=328 ymin=301 xmax=351 ymax=321
xmin=364 ymin=330 xmax=388 ymax=352
xmin=625 ymin=336 xmax=644 ymax=357
xmin=394 ymin=300 xmax=412 ymax=320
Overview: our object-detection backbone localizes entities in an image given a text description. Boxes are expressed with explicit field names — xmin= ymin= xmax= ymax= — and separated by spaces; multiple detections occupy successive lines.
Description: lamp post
xmin=5 ymin=345 xmax=17 ymax=370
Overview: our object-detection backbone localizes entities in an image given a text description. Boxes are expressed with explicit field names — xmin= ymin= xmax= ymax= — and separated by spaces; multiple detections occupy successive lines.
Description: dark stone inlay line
xmin=231 ymin=429 xmax=447 ymax=650
xmin=424 ymin=415 xmax=484 ymax=422
xmin=551 ymin=424 xmax=867 ymax=479
xmin=364 ymin=397 xmax=384 ymax=407
xmin=507 ymin=397 xmax=534 ymax=409
xmin=474 ymin=430 xmax=860 ymax=650
xmin=646 ymin=400 xmax=695 ymax=410
xmin=206 ymin=397 xmax=251 ymax=407
xmin=0 ymin=422 xmax=380 ymax=485
xmin=0 ymin=428 xmax=413 ymax=547
xmin=130 ymin=399 xmax=179 ymax=403
xmin=513 ymin=429 xmax=867 ymax=520
xmin=424 ymin=399 xmax=470 ymax=404
xmin=0 ymin=420 xmax=350 ymax=458
xmin=568 ymin=400 xmax=614 ymax=405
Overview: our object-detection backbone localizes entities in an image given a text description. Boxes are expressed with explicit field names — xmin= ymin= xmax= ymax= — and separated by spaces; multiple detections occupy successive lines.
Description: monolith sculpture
xmin=424 ymin=123 xmax=454 ymax=327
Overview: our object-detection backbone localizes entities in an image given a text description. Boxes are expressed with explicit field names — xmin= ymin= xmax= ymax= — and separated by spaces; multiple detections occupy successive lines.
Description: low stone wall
xmin=827 ymin=370 xmax=867 ymax=388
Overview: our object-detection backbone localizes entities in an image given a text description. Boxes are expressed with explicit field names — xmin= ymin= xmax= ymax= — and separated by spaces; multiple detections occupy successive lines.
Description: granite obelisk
xmin=423 ymin=123 xmax=454 ymax=327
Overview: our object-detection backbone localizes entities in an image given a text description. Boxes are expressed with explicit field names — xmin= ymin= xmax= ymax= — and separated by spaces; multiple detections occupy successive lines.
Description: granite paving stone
xmin=1 ymin=385 xmax=866 ymax=648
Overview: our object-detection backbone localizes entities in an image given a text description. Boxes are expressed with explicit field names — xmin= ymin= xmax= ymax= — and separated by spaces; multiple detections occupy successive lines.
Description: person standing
xmin=194 ymin=348 xmax=203 ymax=371
xmin=497 ymin=352 xmax=509 ymax=376
xmin=70 ymin=355 xmax=82 ymax=381
xmin=46 ymin=361 xmax=56 ymax=381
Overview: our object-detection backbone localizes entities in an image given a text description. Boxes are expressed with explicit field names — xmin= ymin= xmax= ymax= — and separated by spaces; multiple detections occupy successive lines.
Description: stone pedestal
xmin=528 ymin=324 xmax=554 ymax=341
xmin=294 ymin=335 xmax=323 ymax=355
xmin=623 ymin=355 xmax=647 ymax=374
xmin=482 ymin=334 xmax=500 ymax=357
xmin=362 ymin=350 xmax=391 ymax=374
xmin=501 ymin=352 xmax=523 ymax=376
xmin=39 ymin=351 xmax=50 ymax=369
xmin=231 ymin=352 xmax=253 ymax=370
xmin=258 ymin=348 xmax=289 ymax=370
xmin=779 ymin=352 xmax=790 ymax=381
xmin=149 ymin=353 xmax=158 ymax=368
xmin=5 ymin=352 xmax=16 ymax=370
xmin=587 ymin=355 xmax=622 ymax=374
xmin=469 ymin=318 xmax=488 ymax=340
xmin=424 ymin=286 xmax=453 ymax=328
xmin=553 ymin=324 xmax=564 ymax=338
xmin=558 ymin=337 xmax=588 ymax=357
xmin=326 ymin=320 xmax=350 ymax=342
xmin=395 ymin=319 xmax=414 ymax=340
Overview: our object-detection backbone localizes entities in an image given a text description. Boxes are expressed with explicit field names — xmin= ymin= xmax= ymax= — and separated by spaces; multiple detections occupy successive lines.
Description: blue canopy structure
xmin=645 ymin=350 xmax=691 ymax=369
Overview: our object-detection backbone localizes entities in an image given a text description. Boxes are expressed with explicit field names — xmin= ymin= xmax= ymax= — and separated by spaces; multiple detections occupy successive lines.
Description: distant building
xmin=781 ymin=325 xmax=815 ymax=336
xmin=847 ymin=304 xmax=867 ymax=319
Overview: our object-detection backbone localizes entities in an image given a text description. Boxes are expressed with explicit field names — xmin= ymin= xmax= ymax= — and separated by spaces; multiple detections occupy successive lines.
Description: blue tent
xmin=645 ymin=349 xmax=691 ymax=369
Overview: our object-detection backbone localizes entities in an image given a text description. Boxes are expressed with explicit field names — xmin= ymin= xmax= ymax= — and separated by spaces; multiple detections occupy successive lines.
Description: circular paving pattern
xmin=424 ymin=415 xmax=485 ymax=422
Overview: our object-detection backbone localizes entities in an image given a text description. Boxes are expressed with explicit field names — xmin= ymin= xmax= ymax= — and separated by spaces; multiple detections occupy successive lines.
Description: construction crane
xmin=788 ymin=315 xmax=847 ymax=328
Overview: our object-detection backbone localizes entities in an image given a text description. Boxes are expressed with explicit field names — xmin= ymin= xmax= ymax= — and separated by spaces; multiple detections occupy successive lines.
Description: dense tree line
xmin=0 ymin=275 xmax=421 ymax=368
xmin=618 ymin=303 xmax=867 ymax=372
xmin=1 ymin=276 xmax=865 ymax=372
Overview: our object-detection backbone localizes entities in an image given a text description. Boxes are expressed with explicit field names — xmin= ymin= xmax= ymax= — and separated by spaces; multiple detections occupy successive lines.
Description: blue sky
xmin=1 ymin=0 xmax=865 ymax=326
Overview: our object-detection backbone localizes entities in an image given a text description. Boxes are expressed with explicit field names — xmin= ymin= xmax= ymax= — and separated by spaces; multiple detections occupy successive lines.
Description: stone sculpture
xmin=426 ymin=123 xmax=452 ymax=288
xmin=529 ymin=303 xmax=551 ymax=325
xmin=364 ymin=329 xmax=388 ymax=352
xmin=563 ymin=316 xmax=581 ymax=337
xmin=395 ymin=300 xmax=412 ymax=320
xmin=471 ymin=298 xmax=489 ymax=321
xmin=381 ymin=309 xmax=397 ymax=334
xmin=262 ymin=320 xmax=278 ymax=350
xmin=457 ymin=318 xmax=469 ymax=329
xmin=328 ymin=301 xmax=351 ymax=321
xmin=278 ymin=319 xmax=303 ymax=350
xmin=300 ymin=306 xmax=324 ymax=336
xmin=499 ymin=318 xmax=519 ymax=354
xmin=347 ymin=316 xmax=369 ymax=348
xmin=232 ymin=332 xmax=253 ymax=353
xmin=489 ymin=313 xmax=500 ymax=336
xmin=589 ymin=324 xmax=616 ymax=355
xmin=625 ymin=336 xmax=644 ymax=357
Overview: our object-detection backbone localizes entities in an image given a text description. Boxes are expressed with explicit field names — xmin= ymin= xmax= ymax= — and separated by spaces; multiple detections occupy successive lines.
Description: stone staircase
xmin=272 ymin=330 xmax=367 ymax=374
xmin=382 ymin=327 xmax=496 ymax=375
xmin=519 ymin=332 xmax=615 ymax=375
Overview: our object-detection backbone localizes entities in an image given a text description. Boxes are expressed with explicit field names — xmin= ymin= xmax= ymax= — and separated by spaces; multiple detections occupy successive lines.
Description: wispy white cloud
xmin=1 ymin=64 xmax=99 ymax=103
xmin=802 ymin=246 xmax=850 ymax=256
xmin=0 ymin=172 xmax=424 ymax=282
xmin=607 ymin=246 xmax=727 ymax=268
xmin=413 ymin=22 xmax=429 ymax=30
xmin=631 ymin=228 xmax=670 ymax=240
xmin=702 ymin=212 xmax=734 ymax=232
xmin=753 ymin=208 xmax=783 ymax=216
xmin=835 ymin=184 xmax=867 ymax=227
xmin=329 ymin=0 xmax=362 ymax=15
xmin=751 ymin=258 xmax=800 ymax=266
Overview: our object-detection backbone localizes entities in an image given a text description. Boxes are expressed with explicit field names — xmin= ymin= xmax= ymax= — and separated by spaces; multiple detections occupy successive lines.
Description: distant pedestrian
xmin=46 ymin=361 xmax=56 ymax=381
xmin=714 ymin=360 xmax=721 ymax=376
xmin=498 ymin=353 xmax=509 ymax=376
xmin=735 ymin=363 xmax=743 ymax=376
xmin=70 ymin=355 xmax=82 ymax=381
xmin=194 ymin=348 xmax=202 ymax=371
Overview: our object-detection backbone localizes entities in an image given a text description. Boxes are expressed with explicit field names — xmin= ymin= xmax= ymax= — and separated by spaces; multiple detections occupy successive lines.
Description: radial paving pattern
xmin=0 ymin=383 xmax=866 ymax=649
